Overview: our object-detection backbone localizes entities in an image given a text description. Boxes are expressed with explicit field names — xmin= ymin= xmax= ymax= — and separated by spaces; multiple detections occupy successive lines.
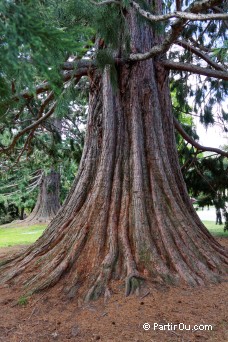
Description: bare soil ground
xmin=0 ymin=238 xmax=227 ymax=342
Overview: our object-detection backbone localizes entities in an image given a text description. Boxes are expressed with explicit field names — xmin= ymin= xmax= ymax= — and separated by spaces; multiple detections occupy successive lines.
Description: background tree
xmin=0 ymin=90 xmax=87 ymax=223
xmin=0 ymin=0 xmax=228 ymax=301
xmin=184 ymin=154 xmax=228 ymax=206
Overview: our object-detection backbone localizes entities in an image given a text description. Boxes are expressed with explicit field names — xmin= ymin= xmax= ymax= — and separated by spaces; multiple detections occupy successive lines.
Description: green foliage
xmin=0 ymin=1 xmax=70 ymax=101
xmin=121 ymin=0 xmax=131 ymax=8
xmin=213 ymin=43 xmax=228 ymax=63
xmin=136 ymin=0 xmax=166 ymax=34
xmin=96 ymin=6 xmax=124 ymax=49
xmin=96 ymin=49 xmax=118 ymax=89
xmin=0 ymin=109 xmax=84 ymax=221
xmin=171 ymin=78 xmax=190 ymax=112
xmin=17 ymin=296 xmax=28 ymax=306
xmin=171 ymin=79 xmax=200 ymax=169
xmin=57 ymin=0 xmax=126 ymax=51
xmin=172 ymin=73 xmax=227 ymax=210
xmin=184 ymin=155 xmax=228 ymax=210
xmin=201 ymin=106 xmax=214 ymax=126
xmin=169 ymin=2 xmax=228 ymax=132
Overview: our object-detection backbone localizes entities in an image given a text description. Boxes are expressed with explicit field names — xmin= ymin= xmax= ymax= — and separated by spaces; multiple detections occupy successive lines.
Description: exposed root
xmin=85 ymin=281 xmax=105 ymax=302
xmin=84 ymin=258 xmax=116 ymax=302
xmin=125 ymin=274 xmax=145 ymax=297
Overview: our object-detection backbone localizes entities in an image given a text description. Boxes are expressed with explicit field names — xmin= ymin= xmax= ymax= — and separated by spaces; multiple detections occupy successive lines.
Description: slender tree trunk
xmin=24 ymin=170 xmax=61 ymax=224
xmin=20 ymin=207 xmax=24 ymax=220
xmin=0 ymin=5 xmax=227 ymax=301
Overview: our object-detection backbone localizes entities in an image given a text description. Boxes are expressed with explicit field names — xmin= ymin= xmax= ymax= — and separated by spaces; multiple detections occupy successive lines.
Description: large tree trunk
xmin=24 ymin=170 xmax=61 ymax=224
xmin=0 ymin=6 xmax=227 ymax=301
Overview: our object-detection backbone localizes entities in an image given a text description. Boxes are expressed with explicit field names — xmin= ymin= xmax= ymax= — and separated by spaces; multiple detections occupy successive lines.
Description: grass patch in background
xmin=0 ymin=221 xmax=226 ymax=248
xmin=203 ymin=221 xmax=227 ymax=238
xmin=0 ymin=224 xmax=47 ymax=247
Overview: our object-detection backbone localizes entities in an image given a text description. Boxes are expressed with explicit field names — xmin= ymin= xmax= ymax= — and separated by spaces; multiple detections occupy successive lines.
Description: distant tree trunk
xmin=24 ymin=170 xmax=61 ymax=224
xmin=20 ymin=207 xmax=24 ymax=220
xmin=0 ymin=4 xmax=227 ymax=301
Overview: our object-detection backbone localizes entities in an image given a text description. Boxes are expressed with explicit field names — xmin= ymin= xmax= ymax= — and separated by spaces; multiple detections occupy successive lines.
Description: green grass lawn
xmin=0 ymin=220 xmax=226 ymax=248
xmin=0 ymin=224 xmax=47 ymax=247
xmin=203 ymin=221 xmax=227 ymax=238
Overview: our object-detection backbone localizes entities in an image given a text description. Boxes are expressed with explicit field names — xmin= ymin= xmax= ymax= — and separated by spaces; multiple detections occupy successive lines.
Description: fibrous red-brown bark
xmin=24 ymin=170 xmax=61 ymax=224
xmin=0 ymin=6 xmax=227 ymax=301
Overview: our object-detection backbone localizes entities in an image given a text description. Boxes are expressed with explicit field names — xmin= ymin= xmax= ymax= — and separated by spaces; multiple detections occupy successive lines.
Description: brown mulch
xmin=0 ymin=238 xmax=227 ymax=342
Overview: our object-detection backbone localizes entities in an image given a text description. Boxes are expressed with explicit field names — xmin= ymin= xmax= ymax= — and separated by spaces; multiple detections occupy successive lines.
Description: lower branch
xmin=173 ymin=116 xmax=228 ymax=157
xmin=175 ymin=40 xmax=226 ymax=71
xmin=129 ymin=0 xmax=223 ymax=62
xmin=161 ymin=61 xmax=228 ymax=81
xmin=0 ymin=103 xmax=56 ymax=155
xmin=131 ymin=0 xmax=228 ymax=22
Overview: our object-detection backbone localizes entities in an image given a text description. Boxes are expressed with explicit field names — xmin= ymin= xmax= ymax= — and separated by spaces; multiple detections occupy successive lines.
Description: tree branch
xmin=26 ymin=173 xmax=43 ymax=194
xmin=175 ymin=40 xmax=226 ymax=71
xmin=14 ymin=129 xmax=35 ymax=164
xmin=188 ymin=37 xmax=211 ymax=53
xmin=62 ymin=59 xmax=95 ymax=70
xmin=38 ymin=91 xmax=55 ymax=118
xmin=13 ymin=62 xmax=93 ymax=101
xmin=131 ymin=1 xmax=228 ymax=22
xmin=0 ymin=75 xmax=84 ymax=155
xmin=0 ymin=102 xmax=56 ymax=155
xmin=90 ymin=0 xmax=119 ymax=5
xmin=160 ymin=60 xmax=228 ymax=80
xmin=213 ymin=6 xmax=228 ymax=29
xmin=173 ymin=116 xmax=228 ymax=157
xmin=129 ymin=0 xmax=223 ymax=61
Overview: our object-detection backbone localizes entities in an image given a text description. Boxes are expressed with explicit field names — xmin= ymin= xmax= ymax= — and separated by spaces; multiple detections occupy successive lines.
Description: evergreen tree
xmin=0 ymin=102 xmax=86 ymax=223
xmin=0 ymin=0 xmax=228 ymax=301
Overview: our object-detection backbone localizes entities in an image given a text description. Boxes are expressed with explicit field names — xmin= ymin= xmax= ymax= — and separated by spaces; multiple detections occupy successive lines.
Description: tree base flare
xmin=0 ymin=49 xmax=227 ymax=302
